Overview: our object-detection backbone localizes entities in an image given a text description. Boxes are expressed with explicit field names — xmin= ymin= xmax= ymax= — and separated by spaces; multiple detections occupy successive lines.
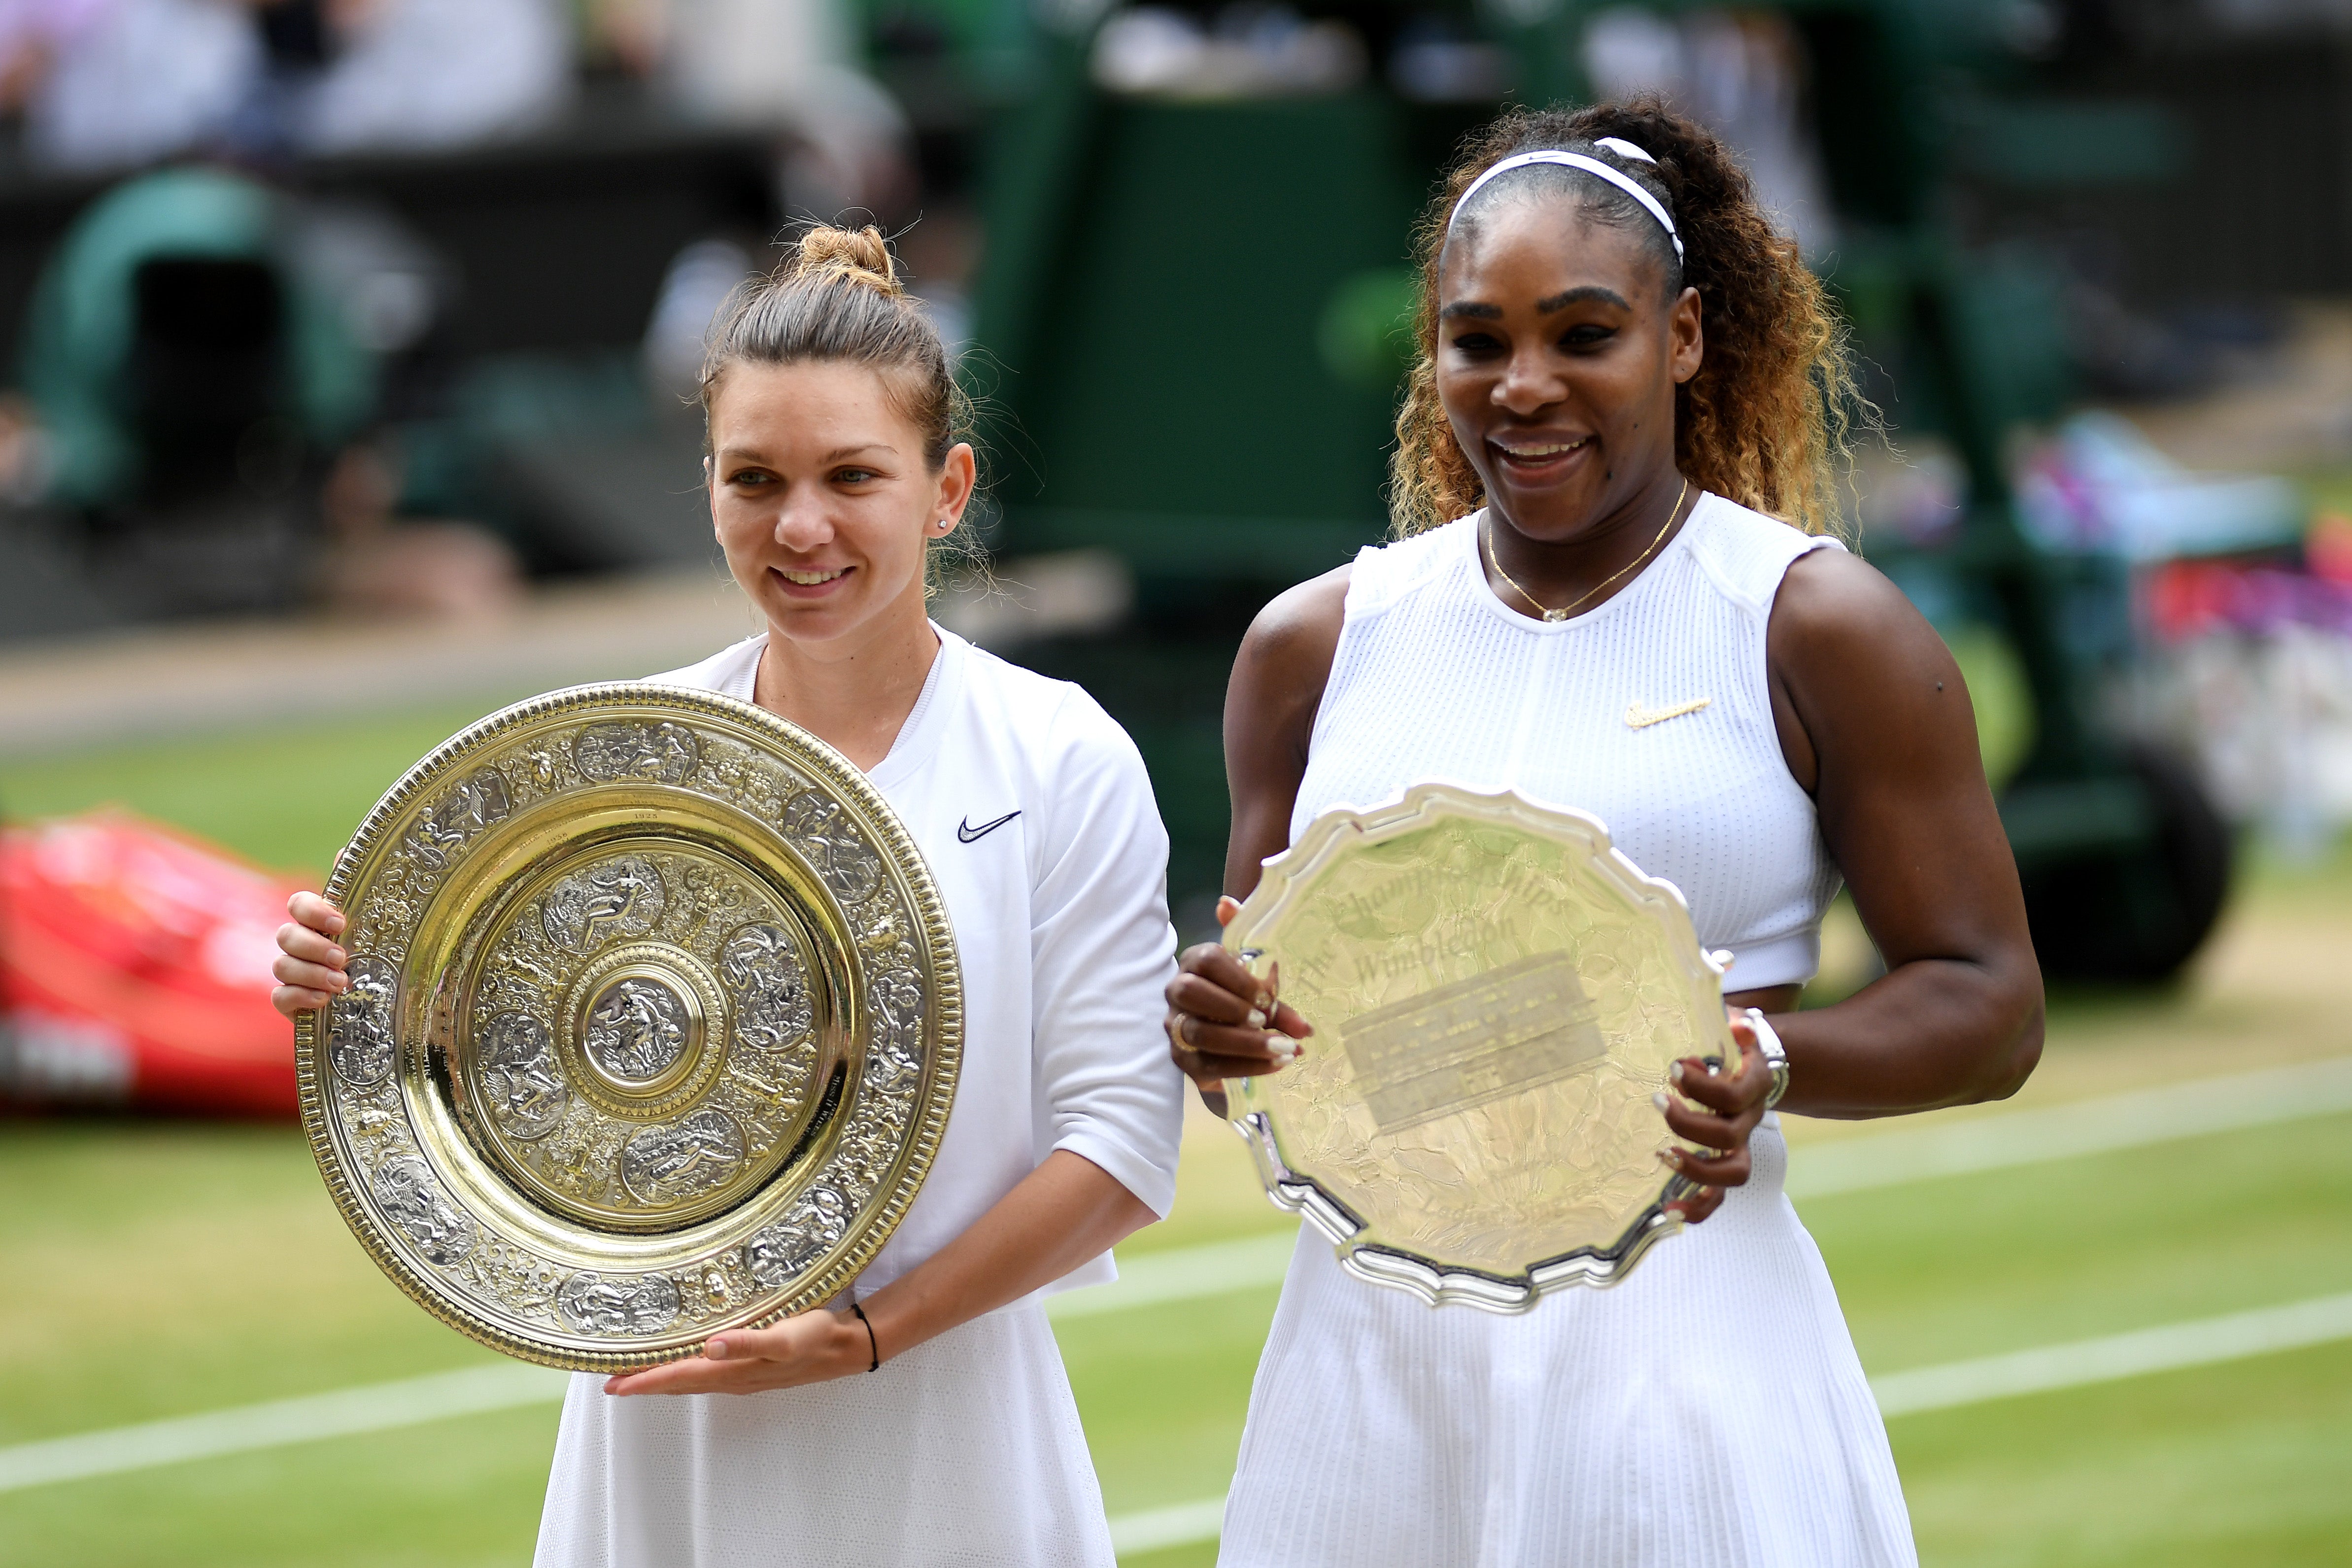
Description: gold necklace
xmin=1482 ymin=477 xmax=1689 ymax=623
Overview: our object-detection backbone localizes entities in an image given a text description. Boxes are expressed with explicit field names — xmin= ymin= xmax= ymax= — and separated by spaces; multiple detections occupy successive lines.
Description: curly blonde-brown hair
xmin=1390 ymin=99 xmax=1866 ymax=538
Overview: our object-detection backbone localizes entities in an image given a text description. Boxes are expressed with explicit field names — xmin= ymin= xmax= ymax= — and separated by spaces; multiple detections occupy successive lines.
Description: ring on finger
xmin=1165 ymin=1014 xmax=1192 ymax=1050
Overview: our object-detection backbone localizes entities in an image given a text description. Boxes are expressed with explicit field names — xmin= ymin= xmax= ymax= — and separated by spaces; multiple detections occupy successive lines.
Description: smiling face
xmin=1435 ymin=193 xmax=1702 ymax=543
xmin=706 ymin=359 xmax=975 ymax=653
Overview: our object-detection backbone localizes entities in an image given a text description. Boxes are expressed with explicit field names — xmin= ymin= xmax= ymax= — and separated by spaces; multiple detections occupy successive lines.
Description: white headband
xmin=1448 ymin=146 xmax=1683 ymax=263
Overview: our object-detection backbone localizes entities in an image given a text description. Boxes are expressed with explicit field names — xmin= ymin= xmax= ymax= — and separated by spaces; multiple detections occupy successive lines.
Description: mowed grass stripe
xmin=7 ymin=1057 xmax=2339 ymax=1500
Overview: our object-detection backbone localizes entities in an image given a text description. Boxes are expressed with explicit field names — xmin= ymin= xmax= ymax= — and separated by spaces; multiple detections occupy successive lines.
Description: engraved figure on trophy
xmin=372 ymin=1156 xmax=477 ymax=1264
xmin=541 ymin=856 xmax=667 ymax=954
xmin=743 ymin=1184 xmax=849 ymax=1290
xmin=867 ymin=963 xmax=925 ymax=1085
xmin=556 ymin=1270 xmax=682 ymax=1335
xmin=406 ymin=768 xmax=511 ymax=870
xmin=584 ymin=977 xmax=692 ymax=1081
xmin=477 ymin=1012 xmax=569 ymax=1139
xmin=719 ymin=923 xmax=815 ymax=1052
xmin=327 ymin=954 xmax=401 ymax=1088
xmin=620 ymin=1108 xmax=747 ymax=1204
xmin=783 ymin=792 xmax=883 ymax=905
xmin=573 ymin=721 xmax=702 ymax=785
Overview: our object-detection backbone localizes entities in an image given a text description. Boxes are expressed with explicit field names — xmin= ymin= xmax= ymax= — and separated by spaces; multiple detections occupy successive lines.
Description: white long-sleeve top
xmin=536 ymin=627 xmax=1184 ymax=1568
xmin=648 ymin=624 xmax=1185 ymax=1295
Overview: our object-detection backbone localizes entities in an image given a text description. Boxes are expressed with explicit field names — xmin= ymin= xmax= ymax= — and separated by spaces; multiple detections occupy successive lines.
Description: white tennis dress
xmin=534 ymin=627 xmax=1187 ymax=1568
xmin=1219 ymin=496 xmax=1918 ymax=1567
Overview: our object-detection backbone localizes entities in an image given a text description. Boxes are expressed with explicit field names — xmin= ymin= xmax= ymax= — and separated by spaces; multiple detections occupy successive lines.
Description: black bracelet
xmin=849 ymin=1301 xmax=879 ymax=1372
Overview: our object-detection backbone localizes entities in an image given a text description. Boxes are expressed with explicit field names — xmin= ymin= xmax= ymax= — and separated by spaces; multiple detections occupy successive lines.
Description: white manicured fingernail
xmin=1652 ymin=1091 xmax=1671 ymax=1114
xmin=1267 ymin=1035 xmax=1297 ymax=1061
xmin=1669 ymin=1061 xmax=1685 ymax=1086
xmin=1246 ymin=1007 xmax=1266 ymax=1029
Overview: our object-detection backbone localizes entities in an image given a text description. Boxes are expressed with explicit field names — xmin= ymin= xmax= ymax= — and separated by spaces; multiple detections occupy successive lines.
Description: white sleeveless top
xmin=1219 ymin=494 xmax=1916 ymax=1568
xmin=1295 ymin=492 xmax=1844 ymax=989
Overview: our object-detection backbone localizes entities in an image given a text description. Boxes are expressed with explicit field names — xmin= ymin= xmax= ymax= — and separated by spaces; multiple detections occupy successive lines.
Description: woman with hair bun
xmin=274 ymin=226 xmax=1186 ymax=1568
xmin=1163 ymin=100 xmax=2045 ymax=1564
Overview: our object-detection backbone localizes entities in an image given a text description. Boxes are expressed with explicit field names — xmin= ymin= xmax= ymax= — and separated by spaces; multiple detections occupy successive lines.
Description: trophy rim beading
xmin=1223 ymin=782 xmax=1730 ymax=1312
xmin=294 ymin=681 xmax=963 ymax=1369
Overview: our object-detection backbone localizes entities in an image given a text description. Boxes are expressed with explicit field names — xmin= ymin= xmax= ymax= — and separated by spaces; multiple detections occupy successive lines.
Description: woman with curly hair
xmin=1162 ymin=100 xmax=2044 ymax=1565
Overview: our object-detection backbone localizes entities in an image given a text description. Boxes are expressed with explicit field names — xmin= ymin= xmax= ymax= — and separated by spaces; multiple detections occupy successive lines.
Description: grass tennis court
xmin=5 ymin=711 xmax=2352 ymax=1566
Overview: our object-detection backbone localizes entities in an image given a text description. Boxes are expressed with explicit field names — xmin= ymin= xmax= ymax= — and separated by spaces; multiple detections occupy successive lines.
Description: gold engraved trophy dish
xmin=1222 ymin=783 xmax=1732 ymax=1310
xmin=294 ymin=685 xmax=961 ymax=1370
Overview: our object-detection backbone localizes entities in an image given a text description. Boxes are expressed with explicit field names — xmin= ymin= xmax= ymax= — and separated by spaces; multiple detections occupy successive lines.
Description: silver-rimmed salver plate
xmin=1223 ymin=782 xmax=1729 ymax=1311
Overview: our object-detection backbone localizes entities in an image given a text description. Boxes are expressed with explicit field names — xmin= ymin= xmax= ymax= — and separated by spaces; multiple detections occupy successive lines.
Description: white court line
xmin=1784 ymin=1057 xmax=2352 ymax=1199
xmin=1049 ymin=1231 xmax=1299 ymax=1321
xmin=0 ymin=1363 xmax=565 ymax=1495
xmin=4 ymin=1058 xmax=2345 ymax=1502
xmin=1869 ymin=1290 xmax=2352 ymax=1416
xmin=1052 ymin=1057 xmax=2352 ymax=1321
xmin=1108 ymin=1497 xmax=1231 ymax=1557
xmin=1100 ymin=1290 xmax=2352 ymax=1558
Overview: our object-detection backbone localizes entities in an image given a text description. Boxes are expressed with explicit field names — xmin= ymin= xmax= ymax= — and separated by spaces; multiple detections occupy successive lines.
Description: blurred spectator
xmin=312 ymin=436 xmax=524 ymax=619
xmin=4 ymin=0 xmax=572 ymax=173
xmin=12 ymin=164 xmax=520 ymax=619
xmin=1580 ymin=5 xmax=1836 ymax=257
xmin=18 ymin=164 xmax=371 ymax=511
xmin=593 ymin=0 xmax=910 ymax=216
xmin=9 ymin=0 xmax=255 ymax=173
xmin=643 ymin=235 xmax=751 ymax=399
xmin=1091 ymin=5 xmax=1370 ymax=100
xmin=2017 ymin=411 xmax=2305 ymax=561
xmin=294 ymin=0 xmax=572 ymax=156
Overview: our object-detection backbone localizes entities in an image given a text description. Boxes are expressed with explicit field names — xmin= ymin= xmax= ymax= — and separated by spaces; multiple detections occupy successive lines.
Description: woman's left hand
xmin=601 ymin=1309 xmax=874 ymax=1397
xmin=1657 ymin=1011 xmax=1774 ymax=1225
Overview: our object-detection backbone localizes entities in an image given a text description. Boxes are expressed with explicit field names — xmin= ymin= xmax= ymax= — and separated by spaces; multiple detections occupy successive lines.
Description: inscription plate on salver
xmin=1223 ymin=783 xmax=1734 ymax=1311
xmin=1341 ymin=952 xmax=1605 ymax=1135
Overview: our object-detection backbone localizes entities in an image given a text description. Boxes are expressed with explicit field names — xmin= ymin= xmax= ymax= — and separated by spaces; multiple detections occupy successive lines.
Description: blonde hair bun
xmin=794 ymin=224 xmax=903 ymax=296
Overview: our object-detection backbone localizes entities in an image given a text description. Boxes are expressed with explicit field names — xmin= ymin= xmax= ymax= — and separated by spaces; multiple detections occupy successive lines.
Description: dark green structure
xmin=970 ymin=0 xmax=2231 ymax=978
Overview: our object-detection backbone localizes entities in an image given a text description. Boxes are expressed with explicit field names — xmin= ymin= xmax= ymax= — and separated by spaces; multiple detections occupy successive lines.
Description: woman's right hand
xmin=272 ymin=891 xmax=350 ymax=1019
xmin=1164 ymin=896 xmax=1315 ymax=1108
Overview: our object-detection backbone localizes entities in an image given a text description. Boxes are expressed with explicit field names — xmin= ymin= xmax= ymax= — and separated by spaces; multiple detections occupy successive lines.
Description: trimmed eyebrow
xmin=1537 ymin=285 xmax=1632 ymax=313
xmin=712 ymin=443 xmax=897 ymax=466
xmin=1438 ymin=285 xmax=1633 ymax=322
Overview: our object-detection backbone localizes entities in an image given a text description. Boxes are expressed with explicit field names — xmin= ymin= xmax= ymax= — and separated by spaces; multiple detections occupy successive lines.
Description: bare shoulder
xmin=1223 ymin=565 xmax=1351 ymax=888
xmin=1238 ymin=564 xmax=1350 ymax=674
xmin=1767 ymin=545 xmax=1979 ymax=799
xmin=1229 ymin=564 xmax=1350 ymax=720
xmin=1769 ymin=545 xmax=1951 ymax=680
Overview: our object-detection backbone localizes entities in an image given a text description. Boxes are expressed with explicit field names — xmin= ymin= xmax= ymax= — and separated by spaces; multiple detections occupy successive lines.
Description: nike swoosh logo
xmin=1625 ymin=697 xmax=1712 ymax=729
xmin=956 ymin=810 xmax=1022 ymax=844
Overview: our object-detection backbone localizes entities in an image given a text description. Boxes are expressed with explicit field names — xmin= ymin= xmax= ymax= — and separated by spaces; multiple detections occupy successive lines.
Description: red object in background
xmin=0 ymin=811 xmax=304 ymax=1118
